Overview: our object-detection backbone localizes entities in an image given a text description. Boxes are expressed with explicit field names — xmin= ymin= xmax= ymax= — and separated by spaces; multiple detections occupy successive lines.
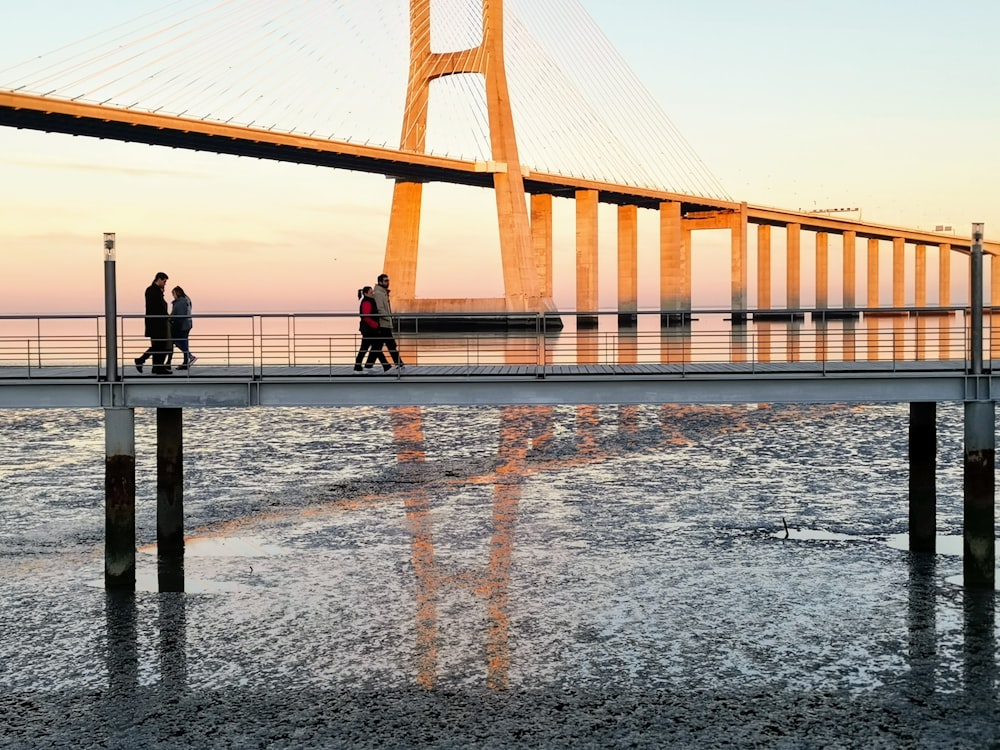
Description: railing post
xmin=103 ymin=233 xmax=118 ymax=382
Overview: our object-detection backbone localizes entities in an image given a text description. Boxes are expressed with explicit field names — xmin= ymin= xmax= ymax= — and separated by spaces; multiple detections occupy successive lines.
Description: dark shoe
xmin=353 ymin=365 xmax=363 ymax=372
xmin=134 ymin=358 xmax=144 ymax=374
xmin=383 ymin=364 xmax=392 ymax=372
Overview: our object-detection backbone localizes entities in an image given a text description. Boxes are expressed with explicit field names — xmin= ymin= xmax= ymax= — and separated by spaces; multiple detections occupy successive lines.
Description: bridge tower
xmin=384 ymin=0 xmax=552 ymax=321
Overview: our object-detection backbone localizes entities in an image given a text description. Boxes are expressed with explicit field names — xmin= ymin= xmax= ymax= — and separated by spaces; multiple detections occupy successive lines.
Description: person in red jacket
xmin=354 ymin=286 xmax=389 ymax=373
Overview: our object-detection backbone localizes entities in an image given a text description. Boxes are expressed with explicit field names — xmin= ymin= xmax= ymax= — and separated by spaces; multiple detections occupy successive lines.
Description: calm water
xmin=0 ymin=402 xmax=997 ymax=748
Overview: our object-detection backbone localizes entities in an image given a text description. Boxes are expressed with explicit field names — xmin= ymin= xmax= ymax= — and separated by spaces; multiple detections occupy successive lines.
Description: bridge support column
xmin=105 ymin=407 xmax=136 ymax=590
xmin=893 ymin=237 xmax=906 ymax=308
xmin=786 ymin=223 xmax=801 ymax=312
xmin=531 ymin=193 xmax=553 ymax=300
xmin=384 ymin=180 xmax=423 ymax=303
xmin=157 ymin=408 xmax=184 ymax=560
xmin=915 ymin=245 xmax=928 ymax=308
xmin=867 ymin=239 xmax=880 ymax=308
xmin=909 ymin=402 xmax=936 ymax=553
xmin=730 ymin=202 xmax=748 ymax=324
xmin=939 ymin=244 xmax=951 ymax=306
xmin=812 ymin=232 xmax=828 ymax=314
xmin=756 ymin=225 xmax=771 ymax=312
xmin=659 ymin=201 xmax=686 ymax=326
xmin=843 ymin=230 xmax=857 ymax=309
xmin=617 ymin=204 xmax=638 ymax=327
xmin=963 ymin=399 xmax=994 ymax=589
xmin=576 ymin=189 xmax=599 ymax=328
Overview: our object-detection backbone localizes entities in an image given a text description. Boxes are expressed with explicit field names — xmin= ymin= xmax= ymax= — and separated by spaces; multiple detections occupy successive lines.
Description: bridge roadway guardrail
xmin=0 ymin=308 xmax=992 ymax=408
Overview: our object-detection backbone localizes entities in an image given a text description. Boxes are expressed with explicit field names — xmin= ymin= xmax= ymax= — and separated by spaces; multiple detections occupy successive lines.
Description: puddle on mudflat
xmin=138 ymin=536 xmax=287 ymax=557
xmin=770 ymin=527 xmax=865 ymax=542
xmin=83 ymin=573 xmax=245 ymax=594
xmin=82 ymin=537 xmax=285 ymax=592
xmin=884 ymin=533 xmax=964 ymax=556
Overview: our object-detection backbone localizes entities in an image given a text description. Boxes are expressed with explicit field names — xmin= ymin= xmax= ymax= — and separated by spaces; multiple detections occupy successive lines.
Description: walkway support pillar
xmin=908 ymin=402 xmax=936 ymax=553
xmin=963 ymin=399 xmax=994 ymax=589
xmin=157 ymin=408 xmax=184 ymax=558
xmin=964 ymin=223 xmax=993 ymax=590
xmin=105 ymin=407 xmax=136 ymax=590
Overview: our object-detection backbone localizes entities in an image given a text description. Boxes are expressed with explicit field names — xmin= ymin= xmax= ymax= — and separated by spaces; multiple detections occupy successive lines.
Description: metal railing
xmin=0 ymin=307 xmax=989 ymax=380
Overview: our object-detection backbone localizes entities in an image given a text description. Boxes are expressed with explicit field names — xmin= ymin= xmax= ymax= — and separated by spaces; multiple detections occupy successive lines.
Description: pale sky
xmin=1 ymin=1 xmax=997 ymax=314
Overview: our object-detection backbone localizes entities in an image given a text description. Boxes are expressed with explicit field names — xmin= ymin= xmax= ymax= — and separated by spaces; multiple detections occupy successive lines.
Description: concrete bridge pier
xmin=617 ymin=204 xmax=638 ymax=327
xmin=156 ymin=408 xmax=184 ymax=583
xmin=963 ymin=399 xmax=995 ymax=590
xmin=105 ymin=407 xmax=136 ymax=590
xmin=908 ymin=402 xmax=936 ymax=553
xmin=575 ymin=189 xmax=599 ymax=328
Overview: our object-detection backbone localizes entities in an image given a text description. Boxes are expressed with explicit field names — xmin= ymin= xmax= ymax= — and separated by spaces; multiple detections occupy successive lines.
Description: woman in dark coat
xmin=169 ymin=286 xmax=197 ymax=370
xmin=134 ymin=271 xmax=171 ymax=374
xmin=354 ymin=286 xmax=388 ymax=373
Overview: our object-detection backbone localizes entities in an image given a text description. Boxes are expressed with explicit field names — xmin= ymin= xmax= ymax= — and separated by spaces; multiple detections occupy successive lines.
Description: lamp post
xmin=970 ymin=223 xmax=984 ymax=375
xmin=104 ymin=233 xmax=118 ymax=382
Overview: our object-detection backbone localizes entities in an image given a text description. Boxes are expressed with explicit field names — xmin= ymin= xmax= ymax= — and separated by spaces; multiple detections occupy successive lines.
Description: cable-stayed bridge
xmin=2 ymin=0 xmax=994 ymax=322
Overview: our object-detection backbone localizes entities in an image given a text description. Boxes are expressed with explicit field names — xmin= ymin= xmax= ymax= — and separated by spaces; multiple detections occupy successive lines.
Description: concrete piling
xmin=963 ymin=399 xmax=995 ymax=590
xmin=908 ymin=402 xmax=936 ymax=553
xmin=156 ymin=408 xmax=184 ymax=558
xmin=104 ymin=407 xmax=136 ymax=590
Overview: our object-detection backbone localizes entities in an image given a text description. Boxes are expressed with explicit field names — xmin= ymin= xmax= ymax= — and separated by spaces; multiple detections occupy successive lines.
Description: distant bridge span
xmin=0 ymin=91 xmax=986 ymax=253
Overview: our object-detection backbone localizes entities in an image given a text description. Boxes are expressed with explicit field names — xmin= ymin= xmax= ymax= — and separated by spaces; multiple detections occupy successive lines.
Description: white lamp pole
xmin=103 ymin=233 xmax=118 ymax=381
xmin=970 ymin=223 xmax=984 ymax=375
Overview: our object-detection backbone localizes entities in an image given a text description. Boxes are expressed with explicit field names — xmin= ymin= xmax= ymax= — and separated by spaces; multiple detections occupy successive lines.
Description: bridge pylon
xmin=384 ymin=0 xmax=556 ymax=326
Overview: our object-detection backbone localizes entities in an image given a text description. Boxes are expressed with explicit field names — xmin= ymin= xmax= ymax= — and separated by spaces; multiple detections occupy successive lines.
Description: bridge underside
xmin=0 ymin=97 xmax=726 ymax=214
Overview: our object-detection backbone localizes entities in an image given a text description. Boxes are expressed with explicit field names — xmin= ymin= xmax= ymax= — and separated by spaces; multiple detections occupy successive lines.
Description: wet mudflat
xmin=0 ymin=403 xmax=996 ymax=748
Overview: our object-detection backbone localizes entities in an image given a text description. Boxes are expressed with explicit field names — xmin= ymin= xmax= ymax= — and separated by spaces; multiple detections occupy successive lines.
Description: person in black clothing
xmin=134 ymin=272 xmax=172 ymax=374
xmin=354 ymin=286 xmax=389 ymax=373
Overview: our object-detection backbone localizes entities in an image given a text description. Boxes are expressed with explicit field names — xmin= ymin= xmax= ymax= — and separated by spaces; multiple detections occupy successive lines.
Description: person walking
xmin=354 ymin=286 xmax=388 ymax=373
xmin=372 ymin=273 xmax=404 ymax=370
xmin=134 ymin=272 xmax=171 ymax=374
xmin=168 ymin=286 xmax=198 ymax=370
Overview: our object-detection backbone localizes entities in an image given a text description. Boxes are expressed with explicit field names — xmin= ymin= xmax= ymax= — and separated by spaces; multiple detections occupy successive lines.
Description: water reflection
xmin=103 ymin=592 xmax=138 ymax=740
xmin=963 ymin=589 xmax=996 ymax=704
xmin=906 ymin=554 xmax=937 ymax=700
xmin=387 ymin=405 xmax=549 ymax=690
xmin=158 ymin=551 xmax=184 ymax=593
xmin=159 ymin=591 xmax=188 ymax=694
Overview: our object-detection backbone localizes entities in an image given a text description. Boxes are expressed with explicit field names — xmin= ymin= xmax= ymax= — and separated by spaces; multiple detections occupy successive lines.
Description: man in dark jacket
xmin=134 ymin=272 xmax=171 ymax=374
